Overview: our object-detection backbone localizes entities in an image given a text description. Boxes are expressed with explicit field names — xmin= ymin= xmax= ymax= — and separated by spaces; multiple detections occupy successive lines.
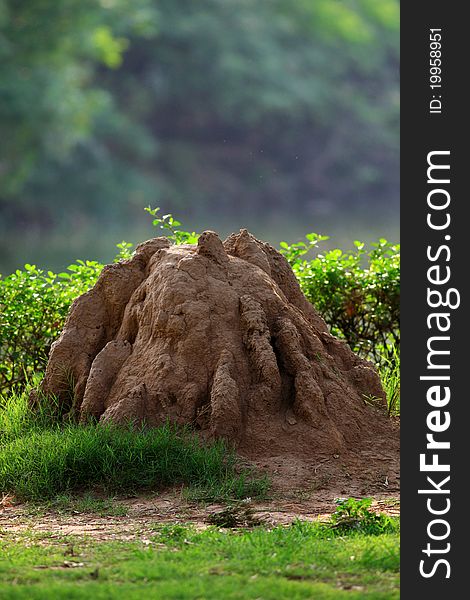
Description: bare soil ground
xmin=0 ymin=453 xmax=399 ymax=542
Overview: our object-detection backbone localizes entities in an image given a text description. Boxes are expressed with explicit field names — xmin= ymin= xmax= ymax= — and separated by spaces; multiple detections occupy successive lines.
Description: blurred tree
xmin=0 ymin=0 xmax=156 ymax=191
xmin=0 ymin=0 xmax=157 ymax=236
xmin=0 ymin=0 xmax=399 ymax=273
xmin=117 ymin=0 xmax=399 ymax=218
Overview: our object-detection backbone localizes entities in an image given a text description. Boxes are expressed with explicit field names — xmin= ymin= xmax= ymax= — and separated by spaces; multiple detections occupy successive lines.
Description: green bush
xmin=328 ymin=497 xmax=398 ymax=535
xmin=0 ymin=261 xmax=103 ymax=395
xmin=280 ymin=235 xmax=400 ymax=362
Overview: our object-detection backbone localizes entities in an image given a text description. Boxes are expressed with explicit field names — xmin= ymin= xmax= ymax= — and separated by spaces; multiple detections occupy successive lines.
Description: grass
xmin=377 ymin=344 xmax=400 ymax=416
xmin=0 ymin=521 xmax=399 ymax=599
xmin=0 ymin=391 xmax=269 ymax=503
xmin=23 ymin=493 xmax=130 ymax=518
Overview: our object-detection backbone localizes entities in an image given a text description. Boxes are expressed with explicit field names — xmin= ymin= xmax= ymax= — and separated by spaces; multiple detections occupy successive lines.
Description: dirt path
xmin=1 ymin=444 xmax=399 ymax=542
xmin=1 ymin=491 xmax=399 ymax=543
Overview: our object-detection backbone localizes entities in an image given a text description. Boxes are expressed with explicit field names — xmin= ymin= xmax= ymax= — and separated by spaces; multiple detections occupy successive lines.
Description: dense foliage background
xmin=0 ymin=0 xmax=399 ymax=273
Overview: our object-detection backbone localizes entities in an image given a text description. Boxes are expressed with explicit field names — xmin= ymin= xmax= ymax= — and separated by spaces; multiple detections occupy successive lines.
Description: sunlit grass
xmin=0 ymin=521 xmax=399 ymax=599
xmin=0 ymin=391 xmax=268 ymax=503
xmin=378 ymin=344 xmax=400 ymax=416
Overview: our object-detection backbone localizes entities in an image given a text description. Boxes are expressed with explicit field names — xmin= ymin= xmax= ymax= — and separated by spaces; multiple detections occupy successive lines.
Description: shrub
xmin=0 ymin=261 xmax=103 ymax=395
xmin=328 ymin=497 xmax=398 ymax=535
xmin=280 ymin=235 xmax=400 ymax=363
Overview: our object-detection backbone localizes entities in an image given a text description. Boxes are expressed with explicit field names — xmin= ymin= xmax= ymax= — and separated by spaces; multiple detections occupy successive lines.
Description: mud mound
xmin=35 ymin=230 xmax=398 ymax=458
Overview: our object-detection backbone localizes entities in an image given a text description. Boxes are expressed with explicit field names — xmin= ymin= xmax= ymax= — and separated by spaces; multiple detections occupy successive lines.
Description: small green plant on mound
xmin=0 ymin=391 xmax=269 ymax=503
xmin=328 ymin=498 xmax=397 ymax=535
xmin=144 ymin=206 xmax=199 ymax=244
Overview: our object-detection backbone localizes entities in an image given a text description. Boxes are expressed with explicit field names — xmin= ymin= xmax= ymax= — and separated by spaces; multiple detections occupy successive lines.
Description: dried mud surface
xmin=1 ymin=484 xmax=399 ymax=543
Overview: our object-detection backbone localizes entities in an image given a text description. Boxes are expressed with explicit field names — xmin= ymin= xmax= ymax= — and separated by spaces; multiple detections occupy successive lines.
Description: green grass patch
xmin=0 ymin=521 xmax=399 ymax=599
xmin=0 ymin=391 xmax=269 ymax=503
xmin=378 ymin=344 xmax=400 ymax=416
xmin=329 ymin=498 xmax=397 ymax=535
xmin=25 ymin=493 xmax=130 ymax=518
